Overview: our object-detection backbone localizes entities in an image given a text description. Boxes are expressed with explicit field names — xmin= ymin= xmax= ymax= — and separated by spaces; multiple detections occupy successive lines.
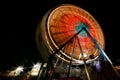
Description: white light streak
xmin=30 ymin=62 xmax=41 ymax=76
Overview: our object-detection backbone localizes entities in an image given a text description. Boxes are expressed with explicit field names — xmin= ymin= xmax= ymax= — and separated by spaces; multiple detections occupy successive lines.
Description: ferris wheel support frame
xmin=43 ymin=26 xmax=120 ymax=79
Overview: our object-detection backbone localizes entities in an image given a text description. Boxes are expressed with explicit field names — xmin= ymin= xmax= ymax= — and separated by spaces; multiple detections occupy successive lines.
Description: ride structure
xmin=36 ymin=4 xmax=120 ymax=80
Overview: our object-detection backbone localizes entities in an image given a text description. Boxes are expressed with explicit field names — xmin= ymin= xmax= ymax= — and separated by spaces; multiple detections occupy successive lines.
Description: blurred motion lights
xmin=8 ymin=66 xmax=24 ymax=76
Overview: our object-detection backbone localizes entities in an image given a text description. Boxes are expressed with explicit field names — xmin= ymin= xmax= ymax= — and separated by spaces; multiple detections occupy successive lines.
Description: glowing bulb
xmin=80 ymin=53 xmax=87 ymax=58
xmin=30 ymin=62 xmax=41 ymax=76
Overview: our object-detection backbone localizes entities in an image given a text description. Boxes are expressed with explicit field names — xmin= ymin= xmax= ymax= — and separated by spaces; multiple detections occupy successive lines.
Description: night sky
xmin=1 ymin=0 xmax=120 ymax=71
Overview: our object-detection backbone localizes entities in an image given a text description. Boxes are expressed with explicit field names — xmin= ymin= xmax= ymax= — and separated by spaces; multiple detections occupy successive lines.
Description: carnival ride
xmin=36 ymin=4 xmax=120 ymax=80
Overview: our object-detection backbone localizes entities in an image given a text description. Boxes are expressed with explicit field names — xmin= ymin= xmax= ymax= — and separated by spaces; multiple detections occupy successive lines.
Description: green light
xmin=75 ymin=22 xmax=89 ymax=37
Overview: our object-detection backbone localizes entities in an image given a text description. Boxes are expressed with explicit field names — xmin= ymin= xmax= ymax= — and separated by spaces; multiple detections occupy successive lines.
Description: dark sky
xmin=1 ymin=0 xmax=120 ymax=70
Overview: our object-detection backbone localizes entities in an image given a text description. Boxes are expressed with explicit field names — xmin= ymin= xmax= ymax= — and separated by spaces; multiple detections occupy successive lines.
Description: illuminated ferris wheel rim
xmin=35 ymin=4 xmax=105 ymax=64
xmin=47 ymin=4 xmax=105 ymax=61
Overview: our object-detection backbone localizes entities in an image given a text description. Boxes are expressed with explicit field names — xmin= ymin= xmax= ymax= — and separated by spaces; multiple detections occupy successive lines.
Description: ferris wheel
xmin=36 ymin=4 xmax=105 ymax=64
xmin=36 ymin=4 xmax=120 ymax=80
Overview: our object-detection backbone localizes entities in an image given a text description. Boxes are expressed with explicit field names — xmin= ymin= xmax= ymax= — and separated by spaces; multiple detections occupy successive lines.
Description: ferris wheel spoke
xmin=52 ymin=30 xmax=75 ymax=35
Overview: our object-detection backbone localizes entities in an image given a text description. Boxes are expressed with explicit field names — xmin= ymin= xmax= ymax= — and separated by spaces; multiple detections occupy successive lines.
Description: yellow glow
xmin=30 ymin=62 xmax=41 ymax=76
xmin=8 ymin=66 xmax=24 ymax=76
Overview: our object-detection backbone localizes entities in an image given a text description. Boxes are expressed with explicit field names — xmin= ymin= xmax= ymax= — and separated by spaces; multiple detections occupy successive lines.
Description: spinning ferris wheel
xmin=36 ymin=4 xmax=120 ymax=80
xmin=36 ymin=4 xmax=105 ymax=64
